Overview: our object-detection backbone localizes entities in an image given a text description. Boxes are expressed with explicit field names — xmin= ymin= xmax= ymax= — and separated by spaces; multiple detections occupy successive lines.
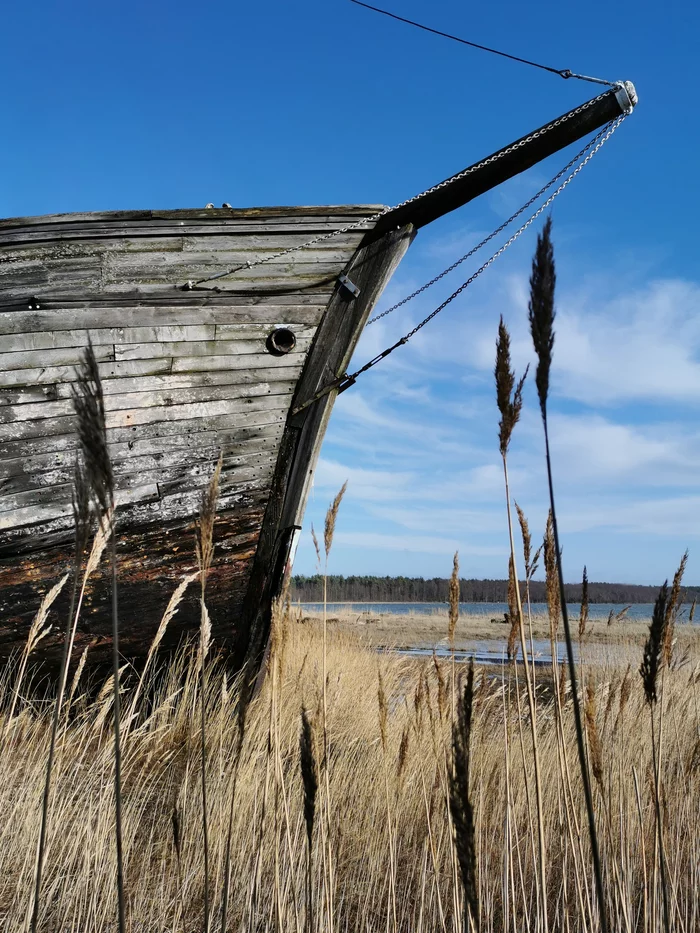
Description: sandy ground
xmin=295 ymin=605 xmax=700 ymax=664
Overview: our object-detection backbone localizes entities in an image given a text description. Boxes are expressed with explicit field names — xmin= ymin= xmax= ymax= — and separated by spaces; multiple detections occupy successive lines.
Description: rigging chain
xmin=180 ymin=90 xmax=610 ymax=291
xmin=292 ymin=114 xmax=626 ymax=416
xmin=366 ymin=122 xmax=613 ymax=326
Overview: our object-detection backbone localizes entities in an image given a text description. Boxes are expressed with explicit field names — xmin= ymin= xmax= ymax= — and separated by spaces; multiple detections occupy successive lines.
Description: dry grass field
xmin=5 ymin=220 xmax=698 ymax=932
xmin=297 ymin=605 xmax=700 ymax=652
xmin=1 ymin=597 xmax=699 ymax=932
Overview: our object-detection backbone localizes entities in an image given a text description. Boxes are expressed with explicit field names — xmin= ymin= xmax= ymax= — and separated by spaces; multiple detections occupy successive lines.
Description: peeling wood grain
xmin=0 ymin=429 xmax=283 ymax=476
xmin=112 ymin=336 xmax=312 ymax=362
xmin=0 ymin=366 xmax=299 ymax=405
xmin=237 ymin=224 xmax=416 ymax=672
xmin=0 ymin=395 xmax=290 ymax=443
xmin=0 ymin=410 xmax=287 ymax=461
xmin=0 ymin=510 xmax=266 ymax=675
xmin=0 ymin=205 xmax=410 ymax=677
xmin=0 ymin=303 xmax=326 ymax=332
xmin=0 ymin=380 xmax=295 ymax=425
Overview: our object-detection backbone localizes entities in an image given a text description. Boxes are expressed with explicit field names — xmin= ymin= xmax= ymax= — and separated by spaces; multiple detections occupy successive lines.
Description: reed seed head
xmin=449 ymin=659 xmax=479 ymax=932
xmin=66 ymin=643 xmax=91 ymax=712
xmin=432 ymin=654 xmax=446 ymax=721
xmin=544 ymin=512 xmax=560 ymax=638
xmin=528 ymin=216 xmax=556 ymax=419
xmin=475 ymin=669 xmax=489 ymax=713
xmin=495 ymin=316 xmax=528 ymax=457
xmin=414 ymin=669 xmax=426 ymax=724
xmin=448 ymin=551 xmax=460 ymax=648
xmin=604 ymin=677 xmax=618 ymax=729
xmin=299 ymin=706 xmax=318 ymax=849
xmin=640 ymin=581 xmax=669 ymax=705
xmin=20 ymin=574 xmax=68 ymax=674
xmin=195 ymin=453 xmax=223 ymax=580
xmin=530 ymin=543 xmax=542 ymax=579
xmin=324 ymin=481 xmax=347 ymax=561
xmin=585 ymin=679 xmax=604 ymax=791
xmin=579 ymin=566 xmax=589 ymax=641
xmin=514 ymin=503 xmax=532 ymax=578
xmin=689 ymin=596 xmax=697 ymax=623
xmin=72 ymin=338 xmax=113 ymax=515
xmin=663 ymin=550 xmax=688 ymax=666
xmin=310 ymin=524 xmax=321 ymax=570
xmin=197 ymin=604 xmax=212 ymax=671
xmin=396 ymin=725 xmax=410 ymax=786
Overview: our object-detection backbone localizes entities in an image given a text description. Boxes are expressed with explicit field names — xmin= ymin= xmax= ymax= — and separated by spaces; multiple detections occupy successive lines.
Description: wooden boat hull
xmin=0 ymin=83 xmax=637 ymax=674
xmin=0 ymin=207 xmax=414 ymax=672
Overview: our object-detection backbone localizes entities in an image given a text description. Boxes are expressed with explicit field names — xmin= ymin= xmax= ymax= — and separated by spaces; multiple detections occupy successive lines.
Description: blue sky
xmin=2 ymin=0 xmax=699 ymax=585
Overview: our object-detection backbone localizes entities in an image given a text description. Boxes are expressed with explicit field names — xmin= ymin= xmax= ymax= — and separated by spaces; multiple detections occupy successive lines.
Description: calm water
xmin=300 ymin=602 xmax=668 ymax=621
xmin=386 ymin=642 xmax=581 ymax=666
xmin=299 ymin=602 xmax=697 ymax=665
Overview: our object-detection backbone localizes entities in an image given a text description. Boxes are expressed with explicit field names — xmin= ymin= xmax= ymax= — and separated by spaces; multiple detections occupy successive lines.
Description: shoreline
xmin=295 ymin=605 xmax=700 ymax=656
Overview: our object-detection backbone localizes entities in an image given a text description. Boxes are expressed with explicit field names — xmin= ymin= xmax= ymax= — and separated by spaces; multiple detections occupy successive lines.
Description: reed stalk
xmin=528 ymin=218 xmax=607 ymax=933
xmin=219 ymin=675 xmax=251 ymax=933
xmin=495 ymin=316 xmax=548 ymax=931
xmin=514 ymin=503 xmax=541 ymax=671
xmin=378 ymin=669 xmax=398 ymax=933
xmin=300 ymin=706 xmax=318 ymax=933
xmin=318 ymin=482 xmax=346 ymax=933
xmin=195 ymin=454 xmax=222 ymax=933
xmin=640 ymin=582 xmax=672 ymax=933
xmin=70 ymin=339 xmax=125 ymax=933
xmin=29 ymin=459 xmax=94 ymax=933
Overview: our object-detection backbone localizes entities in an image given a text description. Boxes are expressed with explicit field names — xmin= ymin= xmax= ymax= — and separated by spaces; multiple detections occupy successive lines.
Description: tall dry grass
xmin=6 ymin=219 xmax=699 ymax=933
xmin=2 ymin=599 xmax=699 ymax=932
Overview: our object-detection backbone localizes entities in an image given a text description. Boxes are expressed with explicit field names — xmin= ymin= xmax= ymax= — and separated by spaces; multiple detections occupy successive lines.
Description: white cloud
xmin=544 ymin=413 xmax=692 ymax=480
xmin=375 ymin=245 xmax=700 ymax=410
xmin=560 ymin=494 xmax=700 ymax=538
xmin=300 ymin=217 xmax=700 ymax=579
xmin=554 ymin=280 xmax=700 ymax=405
xmin=313 ymin=457 xmax=414 ymax=502
xmin=332 ymin=531 xmax=506 ymax=557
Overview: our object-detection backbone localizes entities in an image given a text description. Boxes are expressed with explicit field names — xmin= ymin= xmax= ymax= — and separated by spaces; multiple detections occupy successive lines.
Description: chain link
xmin=367 ymin=122 xmax=613 ymax=326
xmin=183 ymin=91 xmax=610 ymax=290
xmin=291 ymin=113 xmax=626 ymax=416
xmin=398 ymin=115 xmax=625 ymax=343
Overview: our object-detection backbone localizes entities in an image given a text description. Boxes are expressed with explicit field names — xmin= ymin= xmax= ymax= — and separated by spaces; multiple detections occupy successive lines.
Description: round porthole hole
xmin=267 ymin=328 xmax=296 ymax=355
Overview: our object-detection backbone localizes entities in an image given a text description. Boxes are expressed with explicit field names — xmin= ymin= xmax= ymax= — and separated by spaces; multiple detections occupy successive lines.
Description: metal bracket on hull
xmin=338 ymin=273 xmax=361 ymax=299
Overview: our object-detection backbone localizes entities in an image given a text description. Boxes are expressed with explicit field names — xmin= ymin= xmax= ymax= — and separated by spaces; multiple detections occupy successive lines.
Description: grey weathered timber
xmin=236 ymin=224 xmax=416 ymax=670
xmin=0 ymin=205 xmax=408 ymax=674
xmin=0 ymin=84 xmax=638 ymax=676
xmin=367 ymin=84 xmax=635 ymax=242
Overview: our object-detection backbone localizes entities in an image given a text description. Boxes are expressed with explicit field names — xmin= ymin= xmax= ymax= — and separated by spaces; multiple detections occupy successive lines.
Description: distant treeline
xmin=290 ymin=575 xmax=700 ymax=605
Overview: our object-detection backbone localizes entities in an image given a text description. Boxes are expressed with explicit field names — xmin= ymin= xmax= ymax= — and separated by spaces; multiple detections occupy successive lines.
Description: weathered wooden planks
xmin=0 ymin=408 xmax=288 ymax=460
xmin=0 ymin=382 xmax=293 ymax=425
xmin=0 ymin=207 xmax=376 ymax=299
xmin=0 ymin=204 xmax=412 ymax=678
xmin=0 ymin=300 xmax=327 ymax=329
xmin=0 ymin=510 xmax=267 ymax=675
xmin=237 ymin=224 xmax=416 ymax=671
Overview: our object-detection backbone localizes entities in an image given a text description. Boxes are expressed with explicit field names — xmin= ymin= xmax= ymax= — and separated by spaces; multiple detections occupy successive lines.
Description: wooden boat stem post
xmin=237 ymin=224 xmax=416 ymax=675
